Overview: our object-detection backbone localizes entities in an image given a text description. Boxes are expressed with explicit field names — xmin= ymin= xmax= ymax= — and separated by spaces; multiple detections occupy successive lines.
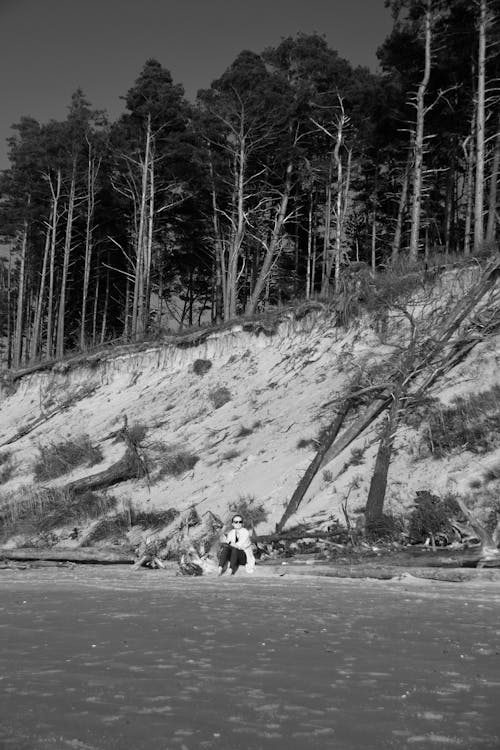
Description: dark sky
xmin=0 ymin=0 xmax=393 ymax=170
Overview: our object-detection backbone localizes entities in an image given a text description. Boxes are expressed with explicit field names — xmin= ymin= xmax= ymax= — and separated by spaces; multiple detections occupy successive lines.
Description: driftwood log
xmin=0 ymin=547 xmax=135 ymax=564
xmin=270 ymin=562 xmax=500 ymax=582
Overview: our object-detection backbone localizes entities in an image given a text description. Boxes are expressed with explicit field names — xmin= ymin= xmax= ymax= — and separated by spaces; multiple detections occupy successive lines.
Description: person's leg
xmin=218 ymin=543 xmax=231 ymax=575
xmin=229 ymin=548 xmax=247 ymax=574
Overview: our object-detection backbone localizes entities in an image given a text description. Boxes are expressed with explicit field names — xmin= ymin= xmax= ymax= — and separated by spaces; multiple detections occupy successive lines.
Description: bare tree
xmin=12 ymin=201 xmax=30 ymax=369
xmin=80 ymin=139 xmax=101 ymax=350
xmin=408 ymin=0 xmax=432 ymax=263
xmin=55 ymin=161 xmax=77 ymax=359
xmin=474 ymin=0 xmax=488 ymax=251
xmin=311 ymin=98 xmax=352 ymax=295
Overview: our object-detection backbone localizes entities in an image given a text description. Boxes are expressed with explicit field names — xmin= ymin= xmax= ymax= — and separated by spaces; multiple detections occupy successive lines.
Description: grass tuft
xmin=192 ymin=359 xmax=212 ymax=376
xmin=155 ymin=450 xmax=199 ymax=480
xmin=297 ymin=437 xmax=316 ymax=450
xmin=209 ymin=386 xmax=232 ymax=409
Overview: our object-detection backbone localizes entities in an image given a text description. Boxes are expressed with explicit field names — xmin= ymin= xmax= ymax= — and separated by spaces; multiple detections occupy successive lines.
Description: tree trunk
xmin=474 ymin=0 xmax=487 ymax=252
xmin=463 ymin=113 xmax=476 ymax=257
xmin=306 ymin=191 xmax=314 ymax=299
xmin=226 ymin=132 xmax=246 ymax=319
xmin=485 ymin=111 xmax=500 ymax=244
xmin=56 ymin=165 xmax=76 ymax=359
xmin=12 ymin=204 xmax=30 ymax=369
xmin=409 ymin=0 xmax=432 ymax=263
xmin=29 ymin=215 xmax=51 ymax=362
xmin=276 ymin=401 xmax=351 ymax=532
xmin=80 ymin=147 xmax=99 ymax=351
xmin=321 ymin=159 xmax=333 ymax=294
xmin=100 ymin=263 xmax=110 ymax=344
xmin=364 ymin=332 xmax=414 ymax=534
xmin=391 ymin=154 xmax=411 ymax=263
xmin=207 ymin=144 xmax=224 ymax=322
xmin=132 ymin=114 xmax=152 ymax=338
xmin=0 ymin=548 xmax=135 ymax=564
xmin=245 ymin=160 xmax=293 ymax=315
xmin=46 ymin=170 xmax=61 ymax=359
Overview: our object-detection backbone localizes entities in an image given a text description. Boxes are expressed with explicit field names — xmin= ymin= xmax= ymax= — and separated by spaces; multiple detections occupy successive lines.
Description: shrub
xmin=297 ymin=437 xmax=316 ymax=450
xmin=222 ymin=449 xmax=240 ymax=461
xmin=33 ymin=435 xmax=103 ymax=481
xmin=131 ymin=507 xmax=179 ymax=530
xmin=81 ymin=512 xmax=130 ymax=546
xmin=193 ymin=359 xmax=212 ymax=376
xmin=407 ymin=491 xmax=461 ymax=544
xmin=126 ymin=422 xmax=148 ymax=444
xmin=484 ymin=461 xmax=500 ymax=484
xmin=236 ymin=425 xmax=254 ymax=439
xmin=365 ymin=513 xmax=403 ymax=542
xmin=423 ymin=387 xmax=500 ymax=457
xmin=155 ymin=450 xmax=199 ymax=479
xmin=228 ymin=495 xmax=269 ymax=533
xmin=209 ymin=386 xmax=232 ymax=409
xmin=349 ymin=447 xmax=365 ymax=465
xmin=322 ymin=469 xmax=334 ymax=483
xmin=112 ymin=422 xmax=148 ymax=445
xmin=0 ymin=452 xmax=14 ymax=484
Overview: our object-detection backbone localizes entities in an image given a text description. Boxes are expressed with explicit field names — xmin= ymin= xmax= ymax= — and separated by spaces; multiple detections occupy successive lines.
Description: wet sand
xmin=1 ymin=566 xmax=499 ymax=750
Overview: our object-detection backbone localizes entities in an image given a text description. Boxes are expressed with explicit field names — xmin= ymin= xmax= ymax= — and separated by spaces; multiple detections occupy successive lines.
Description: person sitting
xmin=218 ymin=515 xmax=255 ymax=576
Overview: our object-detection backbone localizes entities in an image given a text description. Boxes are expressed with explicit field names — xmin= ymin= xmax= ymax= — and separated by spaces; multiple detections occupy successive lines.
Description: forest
xmin=0 ymin=0 xmax=499 ymax=369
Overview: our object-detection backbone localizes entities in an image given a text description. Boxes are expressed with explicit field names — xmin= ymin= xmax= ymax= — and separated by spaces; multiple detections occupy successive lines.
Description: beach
xmin=1 ymin=566 xmax=500 ymax=749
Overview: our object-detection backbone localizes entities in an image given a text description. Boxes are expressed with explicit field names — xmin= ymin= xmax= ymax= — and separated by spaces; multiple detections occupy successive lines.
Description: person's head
xmin=231 ymin=514 xmax=244 ymax=528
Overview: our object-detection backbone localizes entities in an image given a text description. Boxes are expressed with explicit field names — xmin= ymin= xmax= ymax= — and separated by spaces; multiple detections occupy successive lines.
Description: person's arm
xmin=234 ymin=527 xmax=252 ymax=550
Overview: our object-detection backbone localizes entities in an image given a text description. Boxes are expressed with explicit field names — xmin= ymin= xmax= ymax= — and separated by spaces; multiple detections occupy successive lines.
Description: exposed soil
xmin=1 ymin=566 xmax=499 ymax=749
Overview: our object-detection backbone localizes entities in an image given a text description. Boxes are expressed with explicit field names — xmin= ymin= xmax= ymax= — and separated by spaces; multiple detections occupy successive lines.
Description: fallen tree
xmin=0 ymin=547 xmax=135 ymax=564
xmin=276 ymin=257 xmax=500 ymax=532
xmin=64 ymin=416 xmax=148 ymax=495
xmin=271 ymin=562 xmax=500 ymax=583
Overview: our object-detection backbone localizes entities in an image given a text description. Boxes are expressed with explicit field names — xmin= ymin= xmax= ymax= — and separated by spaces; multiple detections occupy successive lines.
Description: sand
xmin=1 ymin=566 xmax=500 ymax=749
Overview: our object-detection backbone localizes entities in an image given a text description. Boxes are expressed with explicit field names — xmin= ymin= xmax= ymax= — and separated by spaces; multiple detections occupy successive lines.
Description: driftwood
xmin=454 ymin=497 xmax=500 ymax=567
xmin=258 ymin=541 xmax=492 ymax=568
xmin=0 ymin=547 xmax=135 ymax=564
xmin=273 ymin=562 xmax=500 ymax=582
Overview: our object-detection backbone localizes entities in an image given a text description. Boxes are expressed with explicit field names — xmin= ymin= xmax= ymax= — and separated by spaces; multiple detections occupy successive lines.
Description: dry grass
xmin=423 ymin=386 xmax=500 ymax=458
xmin=0 ymin=451 xmax=14 ymax=484
xmin=81 ymin=512 xmax=130 ymax=546
xmin=154 ymin=450 xmax=199 ymax=480
xmin=130 ymin=507 xmax=180 ymax=530
xmin=33 ymin=435 xmax=103 ymax=481
xmin=0 ymin=486 xmax=117 ymax=542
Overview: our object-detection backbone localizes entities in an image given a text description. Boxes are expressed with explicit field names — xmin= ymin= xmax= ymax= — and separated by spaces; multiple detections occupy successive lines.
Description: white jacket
xmin=224 ymin=527 xmax=255 ymax=573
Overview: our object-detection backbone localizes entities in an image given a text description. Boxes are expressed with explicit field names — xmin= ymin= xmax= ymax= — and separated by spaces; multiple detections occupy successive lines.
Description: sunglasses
xmin=232 ymin=520 xmax=243 ymax=524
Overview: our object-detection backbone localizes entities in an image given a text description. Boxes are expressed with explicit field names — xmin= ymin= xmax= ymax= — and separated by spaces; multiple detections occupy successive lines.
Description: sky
xmin=0 ymin=0 xmax=393 ymax=171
